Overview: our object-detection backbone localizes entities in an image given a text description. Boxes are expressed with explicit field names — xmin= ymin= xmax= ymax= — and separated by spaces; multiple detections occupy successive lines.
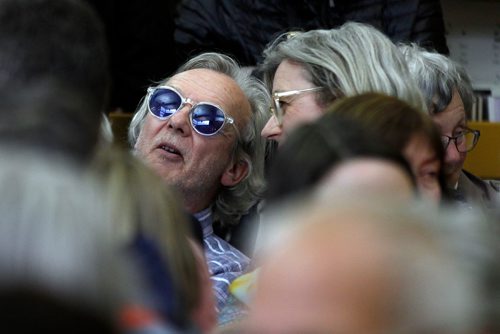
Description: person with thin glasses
xmin=400 ymin=43 xmax=499 ymax=208
xmin=258 ymin=22 xmax=426 ymax=146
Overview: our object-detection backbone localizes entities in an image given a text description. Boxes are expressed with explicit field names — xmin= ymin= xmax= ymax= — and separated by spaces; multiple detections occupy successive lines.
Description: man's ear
xmin=221 ymin=159 xmax=249 ymax=187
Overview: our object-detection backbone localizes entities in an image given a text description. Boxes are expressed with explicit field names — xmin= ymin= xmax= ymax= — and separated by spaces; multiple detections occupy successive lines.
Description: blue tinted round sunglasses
xmin=147 ymin=86 xmax=235 ymax=136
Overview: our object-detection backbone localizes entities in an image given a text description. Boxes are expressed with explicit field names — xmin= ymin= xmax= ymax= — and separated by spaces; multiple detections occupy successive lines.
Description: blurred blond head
xmin=246 ymin=195 xmax=487 ymax=334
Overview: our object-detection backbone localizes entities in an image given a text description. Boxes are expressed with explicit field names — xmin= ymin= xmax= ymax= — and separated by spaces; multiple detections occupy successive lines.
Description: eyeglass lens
xmin=148 ymin=88 xmax=228 ymax=135
xmin=149 ymin=88 xmax=181 ymax=118
xmin=272 ymin=98 xmax=283 ymax=124
xmin=190 ymin=104 xmax=226 ymax=135
xmin=443 ymin=131 xmax=478 ymax=153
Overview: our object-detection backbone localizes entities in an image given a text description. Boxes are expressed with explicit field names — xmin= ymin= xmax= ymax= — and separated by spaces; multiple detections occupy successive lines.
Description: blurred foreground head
xmin=0 ymin=81 xmax=106 ymax=164
xmin=0 ymin=149 xmax=125 ymax=332
xmin=246 ymin=196 xmax=496 ymax=334
xmin=327 ymin=93 xmax=445 ymax=203
xmin=90 ymin=147 xmax=216 ymax=332
xmin=0 ymin=0 xmax=109 ymax=111
xmin=0 ymin=0 xmax=110 ymax=163
xmin=265 ymin=113 xmax=416 ymax=206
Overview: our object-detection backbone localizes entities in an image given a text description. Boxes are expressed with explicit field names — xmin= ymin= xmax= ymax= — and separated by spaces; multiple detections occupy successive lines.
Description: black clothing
xmin=86 ymin=0 xmax=179 ymax=113
xmin=175 ymin=0 xmax=449 ymax=67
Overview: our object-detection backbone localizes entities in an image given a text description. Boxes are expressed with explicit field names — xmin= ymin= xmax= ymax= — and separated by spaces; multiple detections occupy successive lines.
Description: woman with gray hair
xmin=399 ymin=43 xmax=500 ymax=209
xmin=257 ymin=21 xmax=427 ymax=145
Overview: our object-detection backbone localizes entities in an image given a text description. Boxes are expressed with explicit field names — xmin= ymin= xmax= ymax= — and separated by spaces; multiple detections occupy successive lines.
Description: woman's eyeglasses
xmin=270 ymin=87 xmax=323 ymax=125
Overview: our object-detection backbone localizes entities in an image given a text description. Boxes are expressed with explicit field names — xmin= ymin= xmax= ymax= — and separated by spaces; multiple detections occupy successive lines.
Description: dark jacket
xmin=175 ymin=0 xmax=449 ymax=66
xmin=86 ymin=0 xmax=179 ymax=113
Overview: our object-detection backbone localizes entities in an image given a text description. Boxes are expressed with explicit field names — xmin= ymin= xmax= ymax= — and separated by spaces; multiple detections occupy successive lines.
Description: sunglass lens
xmin=191 ymin=104 xmax=225 ymax=135
xmin=149 ymin=88 xmax=182 ymax=118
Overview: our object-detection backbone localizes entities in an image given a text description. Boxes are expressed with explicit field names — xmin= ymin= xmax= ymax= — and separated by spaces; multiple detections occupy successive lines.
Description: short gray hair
xmin=129 ymin=52 xmax=269 ymax=226
xmin=398 ymin=43 xmax=474 ymax=117
xmin=259 ymin=22 xmax=427 ymax=112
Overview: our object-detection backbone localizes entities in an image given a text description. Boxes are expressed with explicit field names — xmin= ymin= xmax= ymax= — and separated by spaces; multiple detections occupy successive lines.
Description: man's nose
xmin=166 ymin=102 xmax=193 ymax=136
xmin=445 ymin=139 xmax=462 ymax=163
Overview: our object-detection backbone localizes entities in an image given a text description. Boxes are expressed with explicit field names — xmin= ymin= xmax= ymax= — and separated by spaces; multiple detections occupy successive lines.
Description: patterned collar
xmin=193 ymin=207 xmax=213 ymax=238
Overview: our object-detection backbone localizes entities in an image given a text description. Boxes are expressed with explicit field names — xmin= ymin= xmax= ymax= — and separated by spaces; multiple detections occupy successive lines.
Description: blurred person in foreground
xmin=90 ymin=148 xmax=217 ymax=333
xmin=0 ymin=81 xmax=111 ymax=164
xmin=0 ymin=0 xmax=110 ymax=163
xmin=242 ymin=195 xmax=494 ymax=334
xmin=264 ymin=112 xmax=417 ymax=207
xmin=128 ymin=52 xmax=269 ymax=314
xmin=0 ymin=149 xmax=124 ymax=333
xmin=327 ymin=93 xmax=446 ymax=203
xmin=400 ymin=44 xmax=500 ymax=209
xmin=217 ymin=113 xmax=417 ymax=327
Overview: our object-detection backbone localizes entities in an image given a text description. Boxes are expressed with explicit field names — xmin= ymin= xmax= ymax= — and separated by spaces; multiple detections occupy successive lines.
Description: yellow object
xmin=109 ymin=112 xmax=133 ymax=148
xmin=230 ymin=270 xmax=259 ymax=306
xmin=464 ymin=122 xmax=500 ymax=179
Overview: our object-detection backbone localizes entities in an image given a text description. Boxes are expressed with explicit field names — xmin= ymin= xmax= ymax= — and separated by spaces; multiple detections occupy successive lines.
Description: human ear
xmin=221 ymin=159 xmax=249 ymax=187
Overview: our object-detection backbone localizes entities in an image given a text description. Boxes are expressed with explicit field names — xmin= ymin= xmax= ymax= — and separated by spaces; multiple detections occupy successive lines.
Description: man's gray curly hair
xmin=129 ymin=52 xmax=269 ymax=227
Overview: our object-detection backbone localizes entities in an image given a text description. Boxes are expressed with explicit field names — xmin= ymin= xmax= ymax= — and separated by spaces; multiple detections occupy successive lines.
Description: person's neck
xmin=448 ymin=172 xmax=461 ymax=190
xmin=180 ymin=190 xmax=216 ymax=214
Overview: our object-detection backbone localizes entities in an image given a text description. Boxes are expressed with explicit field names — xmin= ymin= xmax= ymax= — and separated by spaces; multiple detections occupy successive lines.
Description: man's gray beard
xmin=165 ymin=169 xmax=223 ymax=213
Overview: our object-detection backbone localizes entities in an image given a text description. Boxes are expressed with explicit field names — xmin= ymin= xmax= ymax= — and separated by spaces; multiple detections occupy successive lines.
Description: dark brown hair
xmin=326 ymin=93 xmax=447 ymax=197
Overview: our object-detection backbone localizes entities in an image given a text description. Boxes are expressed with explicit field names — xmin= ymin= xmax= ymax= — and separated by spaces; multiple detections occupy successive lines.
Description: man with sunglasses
xmin=128 ymin=52 xmax=269 ymax=315
xmin=400 ymin=44 xmax=500 ymax=209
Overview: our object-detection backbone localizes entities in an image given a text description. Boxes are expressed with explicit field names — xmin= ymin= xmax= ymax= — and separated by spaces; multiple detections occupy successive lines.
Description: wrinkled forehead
xmin=167 ymin=68 xmax=252 ymax=128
